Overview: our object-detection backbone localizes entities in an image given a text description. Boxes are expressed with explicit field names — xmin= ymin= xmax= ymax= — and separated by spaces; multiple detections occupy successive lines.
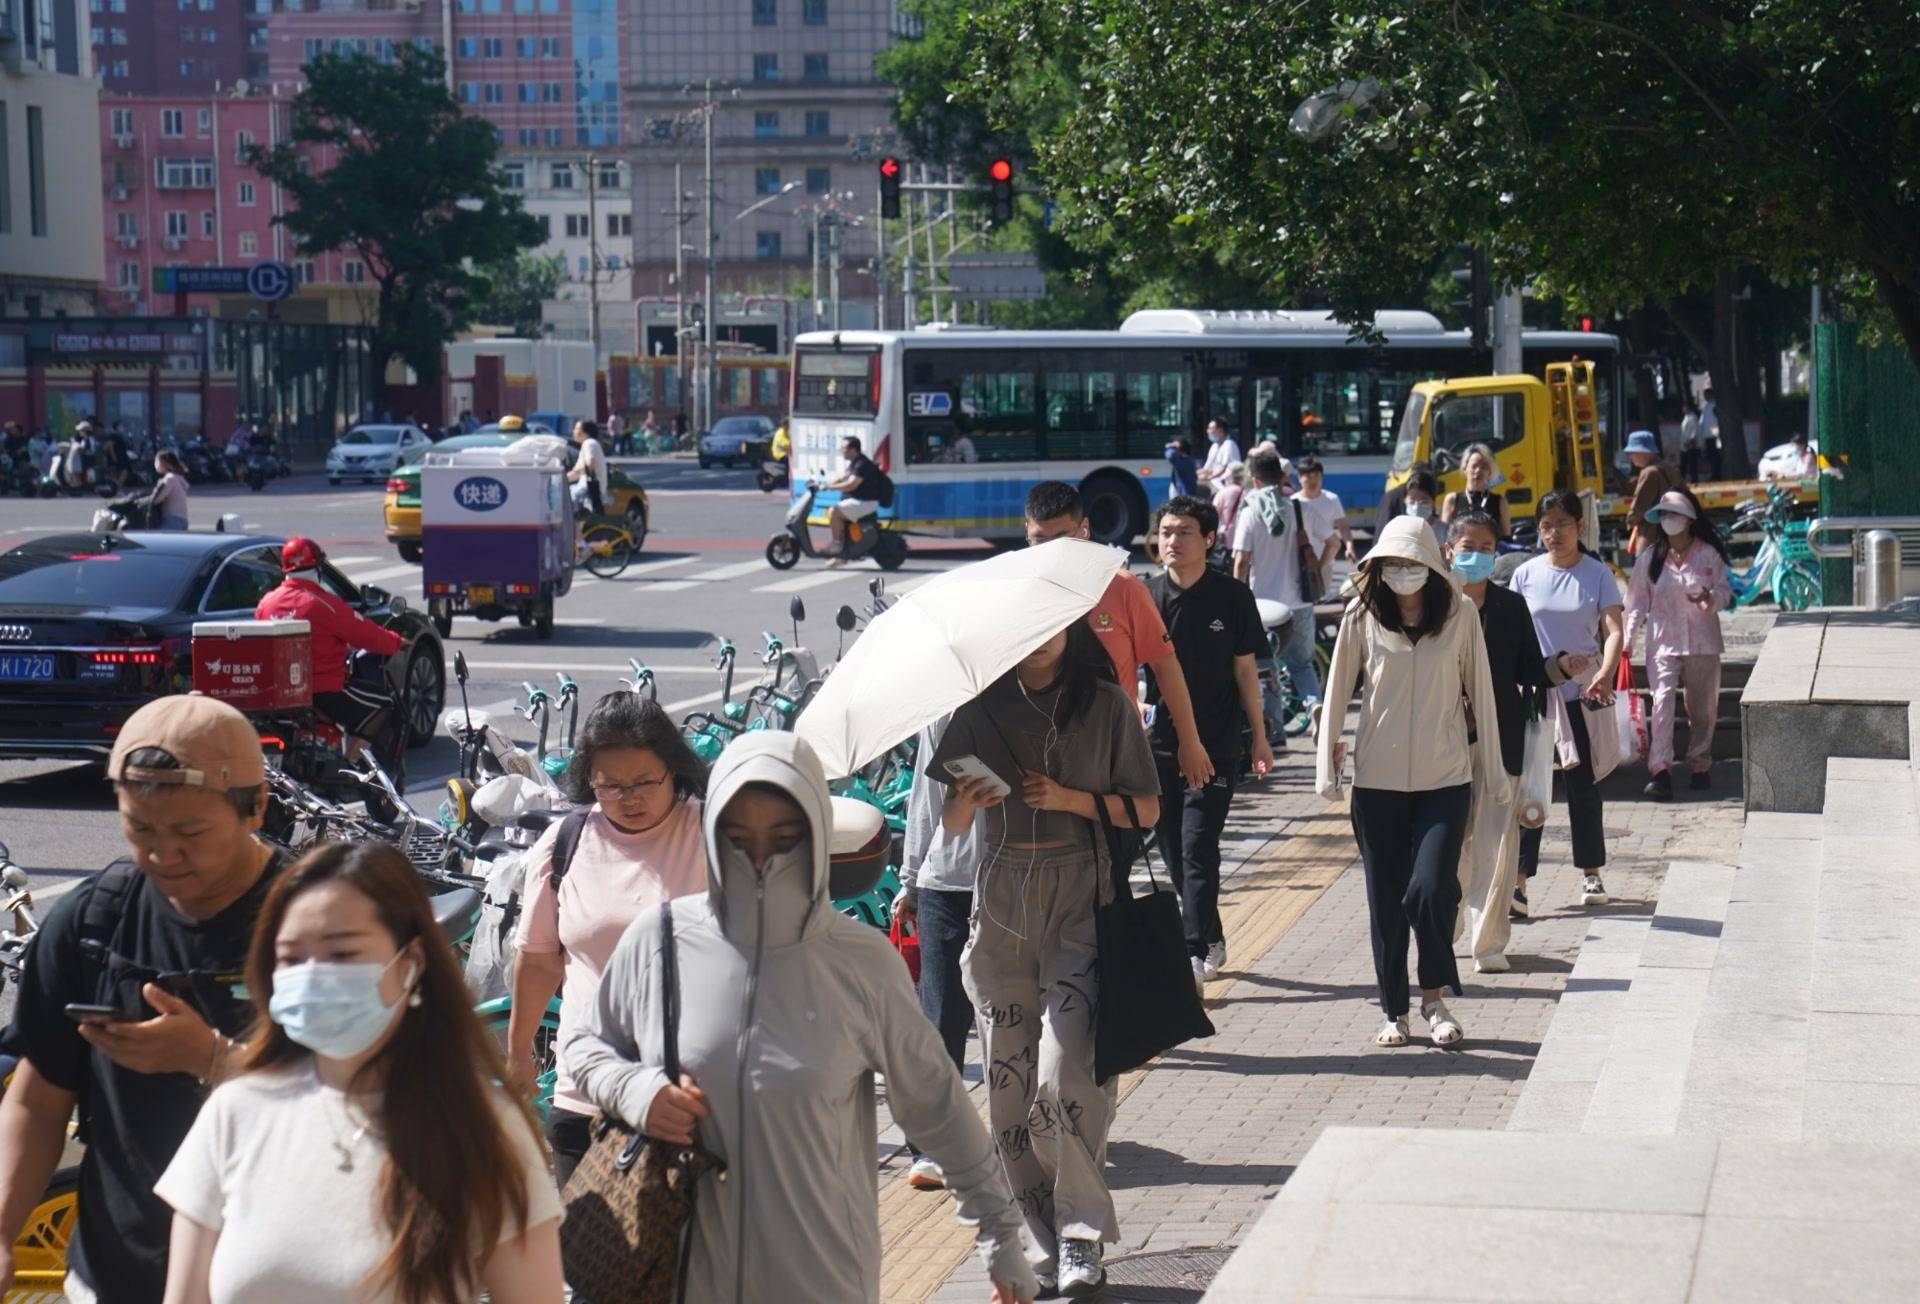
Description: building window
xmin=118 ymin=261 xmax=142 ymax=289
xmin=752 ymin=53 xmax=778 ymax=82
xmin=237 ymin=181 xmax=255 ymax=205
xmin=161 ymin=109 xmax=185 ymax=138
xmin=516 ymin=127 xmax=537 ymax=146
xmin=533 ymin=214 xmax=551 ymax=237
xmin=165 ymin=210 xmax=190 ymax=239
xmin=304 ymin=37 xmax=322 ymax=61
xmin=460 ymin=82 xmax=479 ymax=103
xmin=197 ymin=108 xmax=212 ymax=136
xmin=756 ymin=231 xmax=782 ymax=259
xmin=517 ymin=37 xmax=537 ymax=58
xmin=25 ymin=107 xmax=44 ymax=237
xmin=752 ymin=0 xmax=776 ymax=24
xmin=111 ymin=107 xmax=134 ymax=138
xmin=755 ymin=168 xmax=782 ymax=196
xmin=804 ymin=110 xmax=830 ymax=137
xmin=551 ymin=163 xmax=573 ymax=189
xmin=180 ymin=60 xmax=195 ymax=76
xmin=294 ymin=259 xmax=314 ymax=284
xmin=202 ymin=210 xmax=215 ymax=237
xmin=112 ymin=60 xmax=130 ymax=77
xmin=543 ymin=127 xmax=563 ymax=147
xmin=517 ymin=83 xmax=536 ymax=104
xmin=805 ymin=167 xmax=830 ymax=194
xmin=155 ymin=158 xmax=216 ymax=189
xmin=342 ymin=259 xmax=367 ymax=284
xmin=239 ymin=231 xmax=257 ymax=256
xmin=596 ymin=161 xmax=620 ymax=188
xmin=111 ymin=28 xmax=129 ymax=44
xmin=803 ymin=53 xmax=829 ymax=82
xmin=564 ymin=213 xmax=588 ymax=238
xmin=542 ymin=82 xmax=564 ymax=103
xmin=803 ymin=0 xmax=827 ymax=23
xmin=501 ymin=162 xmax=525 ymax=189
xmin=456 ymin=37 xmax=476 ymax=58
xmin=483 ymin=83 xmax=504 ymax=104
xmin=753 ymin=111 xmax=780 ymax=139
xmin=607 ymin=212 xmax=631 ymax=237
xmin=116 ymin=211 xmax=137 ymax=237
xmin=482 ymin=37 xmax=503 ymax=58
xmin=541 ymin=36 xmax=560 ymax=58
xmin=233 ymin=128 xmax=253 ymax=157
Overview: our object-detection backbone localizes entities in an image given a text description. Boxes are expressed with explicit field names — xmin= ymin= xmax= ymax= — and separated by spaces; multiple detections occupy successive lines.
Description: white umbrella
xmin=795 ymin=538 xmax=1127 ymax=779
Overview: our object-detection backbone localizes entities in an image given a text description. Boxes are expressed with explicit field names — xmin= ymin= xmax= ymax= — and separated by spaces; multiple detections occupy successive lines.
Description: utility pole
xmin=810 ymin=207 xmax=823 ymax=330
xmin=584 ymin=154 xmax=602 ymax=410
xmin=945 ymin=162 xmax=959 ymax=324
xmin=672 ymin=160 xmax=685 ymax=361
xmin=874 ymin=178 xmax=886 ymax=331
xmin=923 ymin=163 xmax=940 ymax=316
xmin=439 ymin=0 xmax=455 ymax=94
xmin=701 ymin=78 xmax=717 ymax=437
xmin=829 ymin=215 xmax=843 ymax=330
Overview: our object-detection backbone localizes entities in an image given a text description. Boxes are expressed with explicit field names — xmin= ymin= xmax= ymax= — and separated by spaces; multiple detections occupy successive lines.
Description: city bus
xmin=786 ymin=310 xmax=1622 ymax=545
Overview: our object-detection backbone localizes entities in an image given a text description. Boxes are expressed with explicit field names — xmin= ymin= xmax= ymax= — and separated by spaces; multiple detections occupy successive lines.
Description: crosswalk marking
xmin=330 ymin=554 xmax=377 ymax=568
xmin=753 ymin=570 xmax=856 ymax=595
xmin=697 ymin=559 xmax=773 ymax=583
xmin=344 ymin=561 xmax=421 ymax=587
xmin=635 ymin=579 xmax=703 ymax=593
xmin=625 ymin=554 xmax=699 ymax=575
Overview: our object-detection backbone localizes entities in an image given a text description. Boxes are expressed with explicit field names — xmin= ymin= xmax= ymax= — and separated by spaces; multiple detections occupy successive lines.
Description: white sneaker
xmin=825 ymin=556 xmax=847 ymax=569
xmin=1058 ymin=1238 xmax=1105 ymax=1297
xmin=906 ymin=1155 xmax=945 ymax=1191
xmin=1582 ymin=873 xmax=1610 ymax=906
xmin=1474 ymin=953 xmax=1511 ymax=974
xmin=1191 ymin=955 xmax=1207 ymax=994
xmin=1422 ymin=998 xmax=1464 ymax=1046
xmin=1201 ymin=939 xmax=1227 ymax=980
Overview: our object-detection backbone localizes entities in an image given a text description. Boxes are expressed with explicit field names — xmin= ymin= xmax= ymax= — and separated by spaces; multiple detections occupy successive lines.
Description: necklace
xmin=312 ymin=1062 xmax=373 ymax=1173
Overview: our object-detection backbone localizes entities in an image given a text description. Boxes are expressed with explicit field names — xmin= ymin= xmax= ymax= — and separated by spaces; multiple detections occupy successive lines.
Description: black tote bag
xmin=1089 ymin=794 xmax=1215 ymax=1083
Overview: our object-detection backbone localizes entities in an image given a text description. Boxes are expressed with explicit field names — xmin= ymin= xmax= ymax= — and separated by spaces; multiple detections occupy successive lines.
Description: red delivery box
xmin=190 ymin=619 xmax=313 ymax=711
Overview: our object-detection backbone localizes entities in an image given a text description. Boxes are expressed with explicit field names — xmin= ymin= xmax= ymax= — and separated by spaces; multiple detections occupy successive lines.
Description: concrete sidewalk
xmin=887 ymin=746 xmax=1745 ymax=1302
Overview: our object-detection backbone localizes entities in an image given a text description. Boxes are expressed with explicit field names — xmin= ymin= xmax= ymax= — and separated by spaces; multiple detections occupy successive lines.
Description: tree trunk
xmin=1709 ymin=267 xmax=1754 ymax=480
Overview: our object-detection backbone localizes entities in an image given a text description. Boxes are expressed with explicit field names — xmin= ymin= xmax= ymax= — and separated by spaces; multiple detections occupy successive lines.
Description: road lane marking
xmin=343 ymin=562 xmax=421 ymax=586
xmin=632 ymin=579 xmax=703 ymax=592
xmin=626 ymin=554 xmax=700 ymax=575
xmin=752 ymin=570 xmax=859 ymax=594
xmin=694 ymin=559 xmax=772 ymax=582
xmin=663 ymin=691 xmax=719 ymax=714
xmin=330 ymin=554 xmax=377 ymax=567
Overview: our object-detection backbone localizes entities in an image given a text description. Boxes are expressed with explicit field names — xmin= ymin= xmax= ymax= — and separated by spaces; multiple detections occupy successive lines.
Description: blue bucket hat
xmin=1623 ymin=429 xmax=1660 ymax=457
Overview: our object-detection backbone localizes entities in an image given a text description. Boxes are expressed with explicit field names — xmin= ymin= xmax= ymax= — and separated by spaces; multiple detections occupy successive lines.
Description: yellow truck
xmin=1386 ymin=361 xmax=1817 ymax=532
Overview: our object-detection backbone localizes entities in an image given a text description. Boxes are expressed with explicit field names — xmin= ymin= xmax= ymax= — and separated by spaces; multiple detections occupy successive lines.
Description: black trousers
xmin=1350 ymin=784 xmax=1470 ymax=1018
xmin=907 ymin=887 xmax=973 ymax=1160
xmin=1155 ymin=751 xmax=1236 ymax=959
xmin=546 ymin=1105 xmax=594 ymax=1188
xmin=1518 ymin=702 xmax=1608 ymax=876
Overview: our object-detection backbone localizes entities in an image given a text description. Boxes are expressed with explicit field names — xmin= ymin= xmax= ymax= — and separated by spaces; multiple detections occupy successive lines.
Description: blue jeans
xmin=1261 ymin=607 xmax=1320 ymax=735
xmin=907 ymin=887 xmax=973 ymax=1159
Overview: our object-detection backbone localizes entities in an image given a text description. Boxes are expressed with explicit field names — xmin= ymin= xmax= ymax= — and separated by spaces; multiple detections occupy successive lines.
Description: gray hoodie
xmin=564 ymin=732 xmax=1035 ymax=1303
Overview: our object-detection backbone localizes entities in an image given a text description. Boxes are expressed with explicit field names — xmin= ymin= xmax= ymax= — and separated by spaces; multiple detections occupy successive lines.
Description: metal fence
xmin=1812 ymin=321 xmax=1920 ymax=602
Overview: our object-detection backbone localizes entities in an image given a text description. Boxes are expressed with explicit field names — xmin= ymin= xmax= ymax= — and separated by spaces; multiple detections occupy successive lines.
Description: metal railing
xmin=1805 ymin=516 xmax=1920 ymax=559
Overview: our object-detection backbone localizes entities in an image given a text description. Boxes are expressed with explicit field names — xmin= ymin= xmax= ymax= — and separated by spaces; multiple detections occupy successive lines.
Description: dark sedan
xmin=0 ymin=531 xmax=446 ymax=761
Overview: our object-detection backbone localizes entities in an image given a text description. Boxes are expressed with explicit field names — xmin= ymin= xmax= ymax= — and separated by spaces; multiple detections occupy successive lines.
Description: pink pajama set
xmin=1625 ymin=542 xmax=1733 ymax=776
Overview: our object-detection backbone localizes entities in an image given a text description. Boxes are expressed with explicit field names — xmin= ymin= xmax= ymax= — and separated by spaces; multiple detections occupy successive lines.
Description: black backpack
xmin=870 ymin=465 xmax=896 ymax=508
xmin=549 ymin=811 xmax=590 ymax=890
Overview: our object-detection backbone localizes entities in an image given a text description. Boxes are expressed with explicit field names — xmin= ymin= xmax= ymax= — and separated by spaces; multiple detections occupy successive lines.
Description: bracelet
xmin=198 ymin=1033 xmax=231 ymax=1088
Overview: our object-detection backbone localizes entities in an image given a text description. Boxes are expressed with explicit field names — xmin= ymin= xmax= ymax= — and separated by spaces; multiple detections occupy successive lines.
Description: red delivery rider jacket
xmin=255 ymin=577 xmax=404 ymax=693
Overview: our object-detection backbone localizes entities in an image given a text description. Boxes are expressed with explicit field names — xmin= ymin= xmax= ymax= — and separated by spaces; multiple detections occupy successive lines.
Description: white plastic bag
xmin=1518 ymin=714 xmax=1554 ymax=829
xmin=464 ymin=844 xmax=533 ymax=1001
xmin=472 ymin=773 xmax=554 ymax=826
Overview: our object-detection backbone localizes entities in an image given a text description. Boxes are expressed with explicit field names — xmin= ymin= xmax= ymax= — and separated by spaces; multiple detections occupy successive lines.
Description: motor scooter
xmin=764 ymin=481 xmax=907 ymax=571
xmin=756 ymin=455 xmax=789 ymax=494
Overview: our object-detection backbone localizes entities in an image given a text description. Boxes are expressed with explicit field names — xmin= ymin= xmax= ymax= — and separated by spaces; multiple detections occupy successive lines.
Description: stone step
xmin=1580 ymin=859 xmax=1739 ymax=1135
xmin=1506 ymin=913 xmax=1651 ymax=1133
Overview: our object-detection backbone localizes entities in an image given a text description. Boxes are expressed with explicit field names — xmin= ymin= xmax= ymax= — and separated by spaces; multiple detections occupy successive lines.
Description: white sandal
xmin=1422 ymin=999 xmax=1464 ymax=1047
xmin=1375 ymin=1016 xmax=1410 ymax=1047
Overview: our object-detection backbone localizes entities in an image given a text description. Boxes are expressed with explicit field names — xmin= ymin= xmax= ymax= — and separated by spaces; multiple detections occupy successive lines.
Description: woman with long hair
xmin=566 ymin=732 xmax=1037 ymax=1304
xmin=156 ymin=842 xmax=562 ymax=1303
xmin=152 ymin=450 xmax=190 ymax=530
xmin=933 ymin=618 xmax=1161 ymax=1297
xmin=1625 ymin=488 xmax=1732 ymax=799
xmin=1315 ymin=516 xmax=1507 ymax=1048
xmin=509 ymin=690 xmax=708 ymax=1182
xmin=1440 ymin=443 xmax=1512 ymax=539
xmin=1508 ymin=488 xmax=1626 ymax=911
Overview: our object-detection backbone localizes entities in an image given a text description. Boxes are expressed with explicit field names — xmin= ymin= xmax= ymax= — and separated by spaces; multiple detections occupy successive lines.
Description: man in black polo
xmin=0 ymin=696 xmax=283 ymax=1302
xmin=1146 ymin=495 xmax=1271 ymax=989
xmin=824 ymin=435 xmax=886 ymax=563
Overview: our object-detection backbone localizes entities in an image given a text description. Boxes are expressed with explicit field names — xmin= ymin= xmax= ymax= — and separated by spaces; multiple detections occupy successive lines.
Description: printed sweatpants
xmin=961 ymin=844 xmax=1116 ymax=1261
xmin=1648 ymin=652 xmax=1721 ymax=775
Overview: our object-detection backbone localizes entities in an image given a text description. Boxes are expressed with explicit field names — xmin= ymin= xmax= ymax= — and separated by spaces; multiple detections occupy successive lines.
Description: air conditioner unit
xmin=117 ymin=234 xmax=139 ymax=249
xmin=110 ymin=184 xmax=130 ymax=201
xmin=113 ymin=134 xmax=135 ymax=149
xmin=164 ymin=235 xmax=187 ymax=251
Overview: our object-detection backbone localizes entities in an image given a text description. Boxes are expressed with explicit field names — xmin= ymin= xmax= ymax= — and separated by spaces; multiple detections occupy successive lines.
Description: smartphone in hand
xmin=64 ymin=1003 xmax=135 ymax=1024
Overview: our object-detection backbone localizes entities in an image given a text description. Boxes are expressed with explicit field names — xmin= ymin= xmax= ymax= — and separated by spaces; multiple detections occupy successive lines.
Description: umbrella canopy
xmin=795 ymin=538 xmax=1127 ymax=779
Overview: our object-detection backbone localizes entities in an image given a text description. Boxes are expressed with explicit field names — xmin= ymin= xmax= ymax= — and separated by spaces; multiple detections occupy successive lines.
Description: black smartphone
xmin=63 ymin=1003 xmax=136 ymax=1024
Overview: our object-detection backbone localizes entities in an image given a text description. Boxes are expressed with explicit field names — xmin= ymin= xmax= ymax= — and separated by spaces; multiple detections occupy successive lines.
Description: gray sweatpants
xmin=961 ymin=844 xmax=1117 ymax=1263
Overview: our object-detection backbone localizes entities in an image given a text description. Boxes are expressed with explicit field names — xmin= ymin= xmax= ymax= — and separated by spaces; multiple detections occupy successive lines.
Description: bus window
xmin=959 ymin=366 xmax=1040 ymax=461
xmin=1428 ymin=390 xmax=1527 ymax=462
xmin=1251 ymin=377 xmax=1285 ymax=448
xmin=1123 ymin=369 xmax=1189 ymax=457
xmin=1204 ymin=377 xmax=1242 ymax=438
xmin=1044 ymin=369 xmax=1118 ymax=459
xmin=1298 ymin=367 xmax=1368 ymax=455
xmin=794 ymin=347 xmax=878 ymax=416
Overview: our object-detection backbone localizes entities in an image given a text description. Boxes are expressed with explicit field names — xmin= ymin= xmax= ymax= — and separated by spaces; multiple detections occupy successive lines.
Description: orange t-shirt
xmin=1088 ymin=570 xmax=1171 ymax=691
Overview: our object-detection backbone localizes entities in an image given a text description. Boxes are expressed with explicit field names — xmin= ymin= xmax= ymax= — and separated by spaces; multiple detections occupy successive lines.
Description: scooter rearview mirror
xmin=454 ymin=651 xmax=468 ymax=683
xmin=790 ymin=596 xmax=806 ymax=647
xmin=835 ymin=605 xmax=858 ymax=632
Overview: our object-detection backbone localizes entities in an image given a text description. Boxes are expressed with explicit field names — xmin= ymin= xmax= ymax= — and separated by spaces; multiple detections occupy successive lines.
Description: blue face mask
xmin=1450 ymin=550 xmax=1497 ymax=584
xmin=268 ymin=951 xmax=413 ymax=1060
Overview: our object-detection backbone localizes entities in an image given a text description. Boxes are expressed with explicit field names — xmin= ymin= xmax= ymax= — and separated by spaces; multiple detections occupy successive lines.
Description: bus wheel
xmin=1081 ymin=471 xmax=1147 ymax=547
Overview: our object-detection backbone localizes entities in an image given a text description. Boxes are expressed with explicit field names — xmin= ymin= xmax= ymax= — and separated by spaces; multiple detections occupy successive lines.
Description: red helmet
xmin=280 ymin=537 xmax=325 ymax=572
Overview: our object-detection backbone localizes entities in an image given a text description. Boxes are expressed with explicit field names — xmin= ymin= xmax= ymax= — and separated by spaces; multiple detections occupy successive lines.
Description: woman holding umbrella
xmin=933 ymin=620 xmax=1160 ymax=1299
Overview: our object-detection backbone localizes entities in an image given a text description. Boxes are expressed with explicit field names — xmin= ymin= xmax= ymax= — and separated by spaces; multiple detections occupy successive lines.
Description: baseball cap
xmin=280 ymin=537 xmax=324 ymax=572
xmin=1647 ymin=490 xmax=1697 ymax=521
xmin=108 ymin=695 xmax=267 ymax=792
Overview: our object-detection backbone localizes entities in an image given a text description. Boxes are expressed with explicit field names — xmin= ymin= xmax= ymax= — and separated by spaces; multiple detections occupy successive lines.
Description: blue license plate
xmin=0 ymin=654 xmax=56 ymax=683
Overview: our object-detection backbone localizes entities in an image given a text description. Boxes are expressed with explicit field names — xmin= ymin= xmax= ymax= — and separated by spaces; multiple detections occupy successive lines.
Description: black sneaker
xmin=1689 ymin=770 xmax=1711 ymax=791
xmin=1643 ymin=770 xmax=1673 ymax=801
xmin=1511 ymin=884 xmax=1530 ymax=919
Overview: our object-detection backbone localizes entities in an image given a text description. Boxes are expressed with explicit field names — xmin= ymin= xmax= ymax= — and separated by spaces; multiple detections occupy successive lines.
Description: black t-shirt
xmin=844 ymin=453 xmax=883 ymax=501
xmin=1144 ymin=566 xmax=1265 ymax=764
xmin=0 ymin=851 xmax=284 ymax=1303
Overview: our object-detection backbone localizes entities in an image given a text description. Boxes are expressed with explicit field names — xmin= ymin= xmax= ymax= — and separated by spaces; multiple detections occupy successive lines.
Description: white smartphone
xmin=942 ymin=754 xmax=1012 ymax=800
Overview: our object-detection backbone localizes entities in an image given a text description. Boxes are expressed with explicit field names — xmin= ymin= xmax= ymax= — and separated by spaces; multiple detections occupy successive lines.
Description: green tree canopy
xmin=248 ymin=45 xmax=542 ymax=387
xmin=471 ymin=251 xmax=569 ymax=338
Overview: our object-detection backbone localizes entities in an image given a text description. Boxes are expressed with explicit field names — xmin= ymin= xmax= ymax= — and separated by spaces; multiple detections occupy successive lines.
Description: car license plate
xmin=0 ymin=653 xmax=56 ymax=683
xmin=467 ymin=585 xmax=496 ymax=605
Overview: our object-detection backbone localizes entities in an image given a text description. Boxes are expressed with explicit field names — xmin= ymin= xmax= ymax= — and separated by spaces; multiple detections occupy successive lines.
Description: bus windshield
xmin=794 ymin=347 xmax=878 ymax=417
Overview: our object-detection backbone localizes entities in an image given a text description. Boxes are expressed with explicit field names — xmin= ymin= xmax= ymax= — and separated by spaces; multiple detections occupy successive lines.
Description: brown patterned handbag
xmin=559 ymin=902 xmax=725 ymax=1303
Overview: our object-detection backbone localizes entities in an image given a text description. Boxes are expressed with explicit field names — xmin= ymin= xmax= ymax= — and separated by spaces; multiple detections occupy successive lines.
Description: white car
xmin=326 ymin=424 xmax=433 ymax=484
xmin=1755 ymin=439 xmax=1818 ymax=480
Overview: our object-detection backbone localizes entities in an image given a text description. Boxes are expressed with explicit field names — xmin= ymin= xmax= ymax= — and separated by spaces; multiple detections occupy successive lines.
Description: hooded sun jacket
xmin=1315 ymin=517 xmax=1510 ymax=803
xmin=564 ymin=733 xmax=1035 ymax=1304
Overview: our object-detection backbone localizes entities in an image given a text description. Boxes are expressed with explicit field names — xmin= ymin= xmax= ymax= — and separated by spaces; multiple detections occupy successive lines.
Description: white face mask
xmin=1659 ymin=515 xmax=1690 ymax=536
xmin=1407 ymin=501 xmax=1434 ymax=520
xmin=1381 ymin=564 xmax=1430 ymax=596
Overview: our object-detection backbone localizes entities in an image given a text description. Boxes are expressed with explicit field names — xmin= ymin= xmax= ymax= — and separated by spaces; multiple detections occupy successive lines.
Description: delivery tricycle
xmin=420 ymin=441 xmax=574 ymax=640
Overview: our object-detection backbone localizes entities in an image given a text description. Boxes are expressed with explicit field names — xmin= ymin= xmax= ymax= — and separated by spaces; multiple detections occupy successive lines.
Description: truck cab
xmin=1387 ymin=361 xmax=1606 ymax=526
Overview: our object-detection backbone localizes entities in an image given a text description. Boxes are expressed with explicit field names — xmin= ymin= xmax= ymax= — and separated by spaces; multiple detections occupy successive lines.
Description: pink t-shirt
xmin=514 ymin=798 xmax=706 ymax=1114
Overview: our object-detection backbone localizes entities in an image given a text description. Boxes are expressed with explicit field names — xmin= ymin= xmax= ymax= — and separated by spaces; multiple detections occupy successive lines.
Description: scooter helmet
xmin=281 ymin=537 xmax=325 ymax=573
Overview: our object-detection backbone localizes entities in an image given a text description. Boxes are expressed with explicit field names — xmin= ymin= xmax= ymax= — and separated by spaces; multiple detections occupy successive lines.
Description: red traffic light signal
xmin=988 ymin=158 xmax=1014 ymax=223
xmin=880 ymin=156 xmax=902 ymax=219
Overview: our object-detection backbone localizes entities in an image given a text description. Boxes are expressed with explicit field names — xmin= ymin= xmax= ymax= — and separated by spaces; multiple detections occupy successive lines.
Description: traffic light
xmin=879 ymin=156 xmax=902 ymax=220
xmin=989 ymin=158 xmax=1014 ymax=224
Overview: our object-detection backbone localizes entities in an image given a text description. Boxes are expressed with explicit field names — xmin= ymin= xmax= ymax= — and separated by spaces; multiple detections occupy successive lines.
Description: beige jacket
xmin=1315 ymin=517 xmax=1511 ymax=803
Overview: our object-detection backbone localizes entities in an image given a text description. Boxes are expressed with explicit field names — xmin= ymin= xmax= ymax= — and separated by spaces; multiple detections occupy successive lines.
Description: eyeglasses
xmin=1535 ymin=517 xmax=1577 ymax=534
xmin=590 ymin=773 xmax=671 ymax=801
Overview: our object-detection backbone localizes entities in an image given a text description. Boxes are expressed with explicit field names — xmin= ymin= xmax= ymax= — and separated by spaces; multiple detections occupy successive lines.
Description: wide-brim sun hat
xmin=1623 ymin=429 xmax=1661 ymax=456
xmin=1645 ymin=490 xmax=1697 ymax=521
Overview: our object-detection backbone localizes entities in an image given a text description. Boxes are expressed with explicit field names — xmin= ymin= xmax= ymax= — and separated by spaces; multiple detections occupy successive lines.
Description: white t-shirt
xmin=155 ymin=1066 xmax=562 ymax=1303
xmin=577 ymin=437 xmax=609 ymax=497
xmin=1201 ymin=436 xmax=1242 ymax=478
xmin=1294 ymin=488 xmax=1345 ymax=542
xmin=1230 ymin=487 xmax=1332 ymax=609
xmin=1509 ymin=553 xmax=1623 ymax=700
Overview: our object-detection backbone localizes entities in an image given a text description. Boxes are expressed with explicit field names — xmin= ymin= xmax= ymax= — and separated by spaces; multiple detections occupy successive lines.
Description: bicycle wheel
xmin=477 ymin=996 xmax=563 ymax=1122
xmin=10 ymin=1166 xmax=79 ymax=1298
xmin=580 ymin=523 xmax=634 ymax=579
xmin=1773 ymin=563 xmax=1820 ymax=613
